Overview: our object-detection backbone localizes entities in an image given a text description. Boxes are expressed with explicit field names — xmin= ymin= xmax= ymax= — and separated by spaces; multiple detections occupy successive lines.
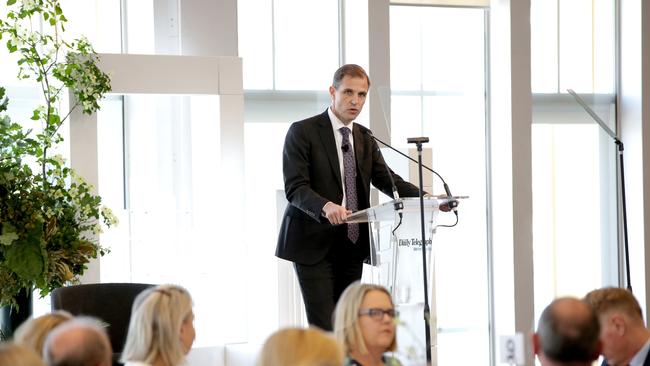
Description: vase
xmin=0 ymin=287 xmax=33 ymax=341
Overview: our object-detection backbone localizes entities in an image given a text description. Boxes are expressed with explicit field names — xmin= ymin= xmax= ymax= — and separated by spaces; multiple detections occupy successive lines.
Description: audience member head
xmin=533 ymin=297 xmax=601 ymax=366
xmin=0 ymin=342 xmax=45 ymax=366
xmin=13 ymin=310 xmax=73 ymax=357
xmin=584 ymin=287 xmax=650 ymax=366
xmin=333 ymin=282 xmax=397 ymax=359
xmin=121 ymin=284 xmax=195 ymax=366
xmin=256 ymin=327 xmax=343 ymax=366
xmin=43 ymin=316 xmax=112 ymax=366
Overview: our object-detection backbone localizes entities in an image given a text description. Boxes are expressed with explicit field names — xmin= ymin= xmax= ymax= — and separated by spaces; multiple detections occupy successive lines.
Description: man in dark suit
xmin=584 ymin=287 xmax=650 ymax=366
xmin=276 ymin=64 xmax=422 ymax=330
xmin=533 ymin=297 xmax=602 ymax=366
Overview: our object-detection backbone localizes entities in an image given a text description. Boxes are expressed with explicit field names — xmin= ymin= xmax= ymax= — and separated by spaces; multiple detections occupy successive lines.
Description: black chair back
xmin=50 ymin=283 xmax=154 ymax=366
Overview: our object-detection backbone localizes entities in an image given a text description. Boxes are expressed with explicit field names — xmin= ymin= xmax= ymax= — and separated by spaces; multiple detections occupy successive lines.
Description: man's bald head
xmin=43 ymin=317 xmax=112 ymax=366
xmin=535 ymin=297 xmax=601 ymax=364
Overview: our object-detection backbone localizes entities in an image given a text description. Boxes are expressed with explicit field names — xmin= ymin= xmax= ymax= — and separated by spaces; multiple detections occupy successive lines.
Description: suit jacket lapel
xmin=317 ymin=111 xmax=343 ymax=192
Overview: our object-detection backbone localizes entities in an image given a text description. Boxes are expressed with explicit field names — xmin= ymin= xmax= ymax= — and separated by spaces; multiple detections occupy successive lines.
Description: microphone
xmin=361 ymin=129 xmax=403 ymax=213
xmin=365 ymin=129 xmax=458 ymax=216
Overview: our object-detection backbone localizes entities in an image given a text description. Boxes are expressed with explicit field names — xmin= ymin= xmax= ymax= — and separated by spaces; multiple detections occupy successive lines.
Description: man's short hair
xmin=43 ymin=316 xmax=112 ymax=366
xmin=332 ymin=64 xmax=370 ymax=89
xmin=537 ymin=297 xmax=600 ymax=363
xmin=584 ymin=287 xmax=644 ymax=322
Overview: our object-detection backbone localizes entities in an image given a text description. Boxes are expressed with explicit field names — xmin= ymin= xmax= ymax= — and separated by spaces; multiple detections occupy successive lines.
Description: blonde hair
xmin=256 ymin=327 xmax=343 ymax=366
xmin=584 ymin=287 xmax=644 ymax=323
xmin=13 ymin=310 xmax=73 ymax=357
xmin=0 ymin=343 xmax=45 ymax=366
xmin=121 ymin=284 xmax=193 ymax=366
xmin=333 ymin=282 xmax=397 ymax=355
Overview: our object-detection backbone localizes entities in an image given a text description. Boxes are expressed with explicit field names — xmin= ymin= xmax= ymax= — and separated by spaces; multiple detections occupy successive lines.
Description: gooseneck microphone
xmin=365 ymin=129 xmax=459 ymax=215
xmin=358 ymin=132 xmax=403 ymax=214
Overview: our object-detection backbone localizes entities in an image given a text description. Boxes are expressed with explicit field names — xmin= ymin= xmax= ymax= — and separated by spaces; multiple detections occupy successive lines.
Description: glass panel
xmin=238 ymin=0 xmax=274 ymax=89
xmin=343 ymin=0 xmax=369 ymax=67
xmin=531 ymin=0 xmax=616 ymax=93
xmin=98 ymin=94 xmax=236 ymax=346
xmin=60 ymin=0 xmax=122 ymax=53
xmin=531 ymin=0 xmax=618 ymax=320
xmin=532 ymin=121 xmax=617 ymax=311
xmin=273 ymin=0 xmax=339 ymax=90
xmin=124 ymin=0 xmax=156 ymax=54
xmin=531 ymin=0 xmax=558 ymax=92
xmin=243 ymin=121 xmax=292 ymax=343
xmin=390 ymin=5 xmax=489 ymax=365
xmin=390 ymin=8 xmax=423 ymax=91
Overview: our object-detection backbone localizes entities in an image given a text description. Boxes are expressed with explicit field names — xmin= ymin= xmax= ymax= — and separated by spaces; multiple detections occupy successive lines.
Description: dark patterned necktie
xmin=340 ymin=127 xmax=359 ymax=243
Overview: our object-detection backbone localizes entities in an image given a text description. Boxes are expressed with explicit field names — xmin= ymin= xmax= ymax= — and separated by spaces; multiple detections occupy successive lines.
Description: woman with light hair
xmin=13 ymin=310 xmax=73 ymax=358
xmin=333 ymin=282 xmax=401 ymax=366
xmin=121 ymin=284 xmax=195 ymax=366
xmin=0 ymin=342 xmax=45 ymax=366
xmin=256 ymin=327 xmax=343 ymax=366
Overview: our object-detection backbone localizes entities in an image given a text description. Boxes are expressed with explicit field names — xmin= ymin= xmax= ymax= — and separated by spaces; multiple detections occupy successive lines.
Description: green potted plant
xmin=0 ymin=0 xmax=115 ymax=338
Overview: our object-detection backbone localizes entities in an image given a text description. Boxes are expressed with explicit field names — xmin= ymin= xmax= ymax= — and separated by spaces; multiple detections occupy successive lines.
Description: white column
xmin=619 ymin=0 xmax=650 ymax=316
xmin=368 ymin=0 xmax=391 ymax=143
xmin=490 ymin=0 xmax=535 ymax=365
xmin=69 ymin=97 xmax=101 ymax=284
xmin=179 ymin=0 xmax=238 ymax=56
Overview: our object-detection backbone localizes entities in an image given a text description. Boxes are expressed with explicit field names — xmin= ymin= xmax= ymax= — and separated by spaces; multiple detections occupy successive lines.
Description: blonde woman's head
xmin=333 ymin=282 xmax=397 ymax=355
xmin=13 ymin=311 xmax=73 ymax=357
xmin=256 ymin=327 xmax=343 ymax=366
xmin=121 ymin=284 xmax=195 ymax=366
xmin=0 ymin=343 xmax=45 ymax=366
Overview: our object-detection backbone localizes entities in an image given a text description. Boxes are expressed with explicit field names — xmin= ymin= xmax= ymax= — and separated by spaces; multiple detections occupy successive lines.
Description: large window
xmin=390 ymin=5 xmax=490 ymax=365
xmin=531 ymin=0 xmax=619 ymax=318
xmin=238 ymin=0 xmax=339 ymax=90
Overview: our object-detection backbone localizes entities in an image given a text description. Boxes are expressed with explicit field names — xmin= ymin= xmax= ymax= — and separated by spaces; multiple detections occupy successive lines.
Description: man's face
xmin=329 ymin=75 xmax=369 ymax=124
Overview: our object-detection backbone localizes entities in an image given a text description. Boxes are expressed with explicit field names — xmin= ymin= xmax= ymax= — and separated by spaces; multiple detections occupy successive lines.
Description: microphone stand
xmin=367 ymin=131 xmax=458 ymax=214
xmin=568 ymin=89 xmax=631 ymax=291
xmin=407 ymin=136 xmax=433 ymax=365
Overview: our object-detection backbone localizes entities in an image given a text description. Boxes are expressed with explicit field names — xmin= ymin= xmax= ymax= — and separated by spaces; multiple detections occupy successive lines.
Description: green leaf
xmin=6 ymin=39 xmax=17 ymax=53
xmin=4 ymin=224 xmax=45 ymax=282
xmin=7 ymin=0 xmax=17 ymax=5
xmin=30 ymin=109 xmax=40 ymax=120
xmin=0 ymin=223 xmax=18 ymax=246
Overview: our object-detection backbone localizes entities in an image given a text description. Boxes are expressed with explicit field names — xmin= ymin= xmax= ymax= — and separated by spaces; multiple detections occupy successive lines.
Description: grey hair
xmin=537 ymin=297 xmax=600 ymax=363
xmin=42 ymin=316 xmax=112 ymax=366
